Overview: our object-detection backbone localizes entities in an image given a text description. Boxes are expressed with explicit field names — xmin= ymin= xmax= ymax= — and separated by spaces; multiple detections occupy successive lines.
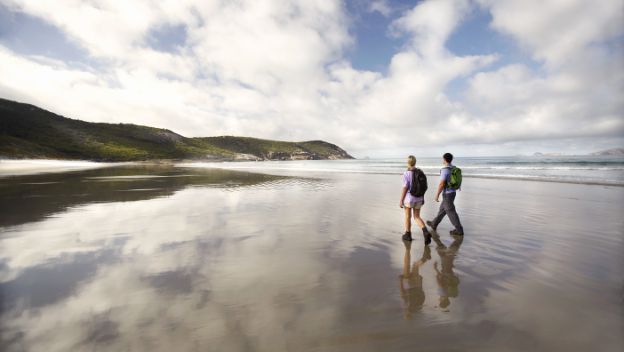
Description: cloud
xmin=390 ymin=0 xmax=470 ymax=57
xmin=459 ymin=0 xmax=624 ymax=143
xmin=368 ymin=0 xmax=393 ymax=17
xmin=335 ymin=0 xmax=497 ymax=147
xmin=477 ymin=0 xmax=623 ymax=68
xmin=0 ymin=0 xmax=622 ymax=156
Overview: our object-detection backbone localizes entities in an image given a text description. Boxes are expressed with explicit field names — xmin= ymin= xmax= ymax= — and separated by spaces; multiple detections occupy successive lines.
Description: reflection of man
xmin=399 ymin=240 xmax=431 ymax=319
xmin=433 ymin=236 xmax=463 ymax=311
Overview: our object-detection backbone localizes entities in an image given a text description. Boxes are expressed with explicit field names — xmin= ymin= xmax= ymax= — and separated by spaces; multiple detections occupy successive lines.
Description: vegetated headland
xmin=0 ymin=98 xmax=353 ymax=162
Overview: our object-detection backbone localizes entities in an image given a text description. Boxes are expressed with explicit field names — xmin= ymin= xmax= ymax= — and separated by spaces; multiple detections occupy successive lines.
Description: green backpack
xmin=446 ymin=166 xmax=462 ymax=190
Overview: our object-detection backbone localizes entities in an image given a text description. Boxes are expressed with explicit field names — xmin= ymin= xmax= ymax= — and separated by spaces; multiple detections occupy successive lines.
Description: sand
xmin=0 ymin=165 xmax=622 ymax=351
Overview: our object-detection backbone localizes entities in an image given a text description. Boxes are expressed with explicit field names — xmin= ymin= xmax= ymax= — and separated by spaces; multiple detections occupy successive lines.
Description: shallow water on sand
xmin=0 ymin=165 xmax=622 ymax=351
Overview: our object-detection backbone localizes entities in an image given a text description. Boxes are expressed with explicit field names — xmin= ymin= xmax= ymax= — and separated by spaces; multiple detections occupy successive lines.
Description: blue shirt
xmin=440 ymin=165 xmax=456 ymax=194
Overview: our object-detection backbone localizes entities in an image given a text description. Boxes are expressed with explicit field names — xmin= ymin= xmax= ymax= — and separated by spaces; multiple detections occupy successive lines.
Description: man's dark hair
xmin=443 ymin=153 xmax=453 ymax=163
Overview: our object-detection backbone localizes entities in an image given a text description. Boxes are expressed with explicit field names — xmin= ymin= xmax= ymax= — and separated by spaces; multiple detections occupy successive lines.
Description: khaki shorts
xmin=404 ymin=201 xmax=424 ymax=209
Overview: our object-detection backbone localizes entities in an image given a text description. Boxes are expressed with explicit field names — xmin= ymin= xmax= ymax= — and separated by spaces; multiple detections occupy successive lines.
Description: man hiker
xmin=427 ymin=153 xmax=464 ymax=236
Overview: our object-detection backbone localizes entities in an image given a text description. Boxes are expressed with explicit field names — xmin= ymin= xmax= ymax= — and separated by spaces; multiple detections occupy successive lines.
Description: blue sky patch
xmin=0 ymin=4 xmax=92 ymax=67
xmin=145 ymin=24 xmax=187 ymax=53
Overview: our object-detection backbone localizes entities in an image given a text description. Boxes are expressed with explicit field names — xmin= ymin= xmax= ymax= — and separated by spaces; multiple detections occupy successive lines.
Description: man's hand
xmin=435 ymin=196 xmax=440 ymax=202
xmin=400 ymin=202 xmax=404 ymax=208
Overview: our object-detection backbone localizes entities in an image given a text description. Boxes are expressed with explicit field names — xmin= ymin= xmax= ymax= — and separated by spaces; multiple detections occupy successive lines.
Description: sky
xmin=0 ymin=0 xmax=622 ymax=157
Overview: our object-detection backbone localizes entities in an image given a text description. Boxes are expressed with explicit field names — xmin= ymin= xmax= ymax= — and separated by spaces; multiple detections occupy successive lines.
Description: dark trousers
xmin=432 ymin=192 xmax=463 ymax=232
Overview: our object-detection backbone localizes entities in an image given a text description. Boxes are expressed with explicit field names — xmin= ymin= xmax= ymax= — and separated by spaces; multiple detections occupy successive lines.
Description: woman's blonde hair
xmin=407 ymin=155 xmax=416 ymax=167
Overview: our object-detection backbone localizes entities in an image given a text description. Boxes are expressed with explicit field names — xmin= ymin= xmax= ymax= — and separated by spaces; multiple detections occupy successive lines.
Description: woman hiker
xmin=399 ymin=155 xmax=432 ymax=244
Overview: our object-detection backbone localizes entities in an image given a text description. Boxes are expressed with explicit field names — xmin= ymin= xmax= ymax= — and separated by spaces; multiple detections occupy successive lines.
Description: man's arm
xmin=435 ymin=180 xmax=445 ymax=202
xmin=435 ymin=168 xmax=448 ymax=202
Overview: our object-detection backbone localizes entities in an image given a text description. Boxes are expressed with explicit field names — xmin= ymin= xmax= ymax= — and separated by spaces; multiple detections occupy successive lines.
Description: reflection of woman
xmin=434 ymin=237 xmax=463 ymax=311
xmin=399 ymin=241 xmax=431 ymax=319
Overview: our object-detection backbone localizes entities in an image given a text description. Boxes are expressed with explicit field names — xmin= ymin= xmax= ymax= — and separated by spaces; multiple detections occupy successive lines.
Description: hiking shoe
xmin=426 ymin=220 xmax=437 ymax=231
xmin=450 ymin=229 xmax=464 ymax=236
xmin=423 ymin=232 xmax=432 ymax=246
xmin=402 ymin=232 xmax=413 ymax=241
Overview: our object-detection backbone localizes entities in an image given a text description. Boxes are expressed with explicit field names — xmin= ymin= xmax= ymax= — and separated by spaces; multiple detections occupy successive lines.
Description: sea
xmin=178 ymin=155 xmax=624 ymax=186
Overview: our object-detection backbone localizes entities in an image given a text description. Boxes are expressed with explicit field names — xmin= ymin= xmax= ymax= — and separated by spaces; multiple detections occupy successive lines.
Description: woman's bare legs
xmin=413 ymin=208 xmax=431 ymax=245
xmin=404 ymin=206 xmax=412 ymax=233
xmin=412 ymin=208 xmax=425 ymax=229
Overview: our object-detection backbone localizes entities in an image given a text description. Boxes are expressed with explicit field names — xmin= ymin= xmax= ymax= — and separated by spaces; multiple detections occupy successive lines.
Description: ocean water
xmin=178 ymin=155 xmax=624 ymax=186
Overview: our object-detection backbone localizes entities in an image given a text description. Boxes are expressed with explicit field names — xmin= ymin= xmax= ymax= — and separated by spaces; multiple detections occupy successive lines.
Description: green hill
xmin=0 ymin=98 xmax=353 ymax=161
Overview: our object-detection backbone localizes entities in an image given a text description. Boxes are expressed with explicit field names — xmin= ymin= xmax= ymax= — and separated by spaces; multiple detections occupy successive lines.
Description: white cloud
xmin=0 ymin=0 xmax=622 ymax=156
xmin=390 ymin=0 xmax=470 ymax=58
xmin=368 ymin=0 xmax=393 ymax=17
xmin=336 ymin=0 xmax=497 ymax=147
xmin=477 ymin=0 xmax=623 ymax=68
xmin=460 ymin=0 xmax=624 ymax=143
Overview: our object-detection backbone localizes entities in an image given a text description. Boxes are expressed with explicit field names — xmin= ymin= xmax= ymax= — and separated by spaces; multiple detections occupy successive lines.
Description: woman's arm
xmin=400 ymin=186 xmax=408 ymax=208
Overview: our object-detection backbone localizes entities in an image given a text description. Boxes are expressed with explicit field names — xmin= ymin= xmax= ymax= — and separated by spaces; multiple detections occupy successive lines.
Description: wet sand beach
xmin=0 ymin=159 xmax=122 ymax=176
xmin=0 ymin=165 xmax=622 ymax=351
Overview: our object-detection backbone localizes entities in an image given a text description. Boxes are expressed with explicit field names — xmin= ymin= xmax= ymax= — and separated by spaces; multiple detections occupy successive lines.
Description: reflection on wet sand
xmin=0 ymin=169 xmax=622 ymax=352
xmin=398 ymin=233 xmax=463 ymax=318
xmin=433 ymin=234 xmax=463 ymax=312
xmin=0 ymin=165 xmax=286 ymax=228
xmin=0 ymin=166 xmax=338 ymax=352
xmin=399 ymin=241 xmax=430 ymax=319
